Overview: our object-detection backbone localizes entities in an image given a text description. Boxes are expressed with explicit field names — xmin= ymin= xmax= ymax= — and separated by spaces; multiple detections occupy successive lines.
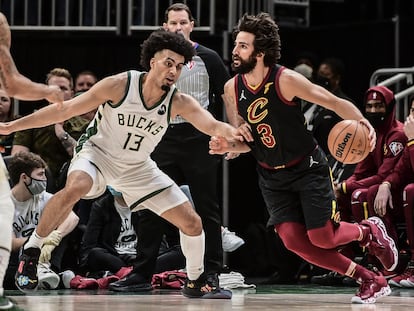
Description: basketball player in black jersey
xmin=211 ymin=13 xmax=399 ymax=304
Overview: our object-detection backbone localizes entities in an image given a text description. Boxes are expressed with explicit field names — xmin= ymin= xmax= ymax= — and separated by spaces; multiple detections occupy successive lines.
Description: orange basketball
xmin=327 ymin=120 xmax=370 ymax=164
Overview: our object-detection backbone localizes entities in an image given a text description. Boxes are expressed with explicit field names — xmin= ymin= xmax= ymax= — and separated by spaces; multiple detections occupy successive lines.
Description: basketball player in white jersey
xmin=0 ymin=12 xmax=63 ymax=310
xmin=0 ymin=29 xmax=243 ymax=299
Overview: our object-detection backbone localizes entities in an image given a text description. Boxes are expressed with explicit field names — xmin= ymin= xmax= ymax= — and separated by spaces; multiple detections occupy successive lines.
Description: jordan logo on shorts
xmin=309 ymin=156 xmax=319 ymax=167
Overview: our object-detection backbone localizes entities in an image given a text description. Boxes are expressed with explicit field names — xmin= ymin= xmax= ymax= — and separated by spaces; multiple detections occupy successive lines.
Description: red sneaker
xmin=97 ymin=275 xmax=120 ymax=289
xmin=359 ymin=217 xmax=398 ymax=271
xmin=351 ymin=270 xmax=391 ymax=304
xmin=70 ymin=275 xmax=99 ymax=289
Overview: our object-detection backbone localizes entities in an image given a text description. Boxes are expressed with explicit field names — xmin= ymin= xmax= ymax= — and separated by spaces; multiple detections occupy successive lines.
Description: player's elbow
xmin=3 ymin=80 xmax=20 ymax=97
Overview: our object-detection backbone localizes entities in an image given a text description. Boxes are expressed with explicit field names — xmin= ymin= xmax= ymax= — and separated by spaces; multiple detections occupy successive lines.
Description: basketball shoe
xmin=15 ymin=247 xmax=41 ymax=292
xmin=182 ymin=273 xmax=232 ymax=299
xmin=0 ymin=296 xmax=24 ymax=310
xmin=222 ymin=227 xmax=245 ymax=252
xmin=359 ymin=217 xmax=398 ymax=272
xmin=351 ymin=269 xmax=391 ymax=304
xmin=37 ymin=263 xmax=60 ymax=290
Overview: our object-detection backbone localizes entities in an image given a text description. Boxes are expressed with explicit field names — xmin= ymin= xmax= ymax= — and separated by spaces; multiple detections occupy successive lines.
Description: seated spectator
xmin=375 ymin=94 xmax=414 ymax=287
xmin=74 ymin=70 xmax=98 ymax=121
xmin=4 ymin=152 xmax=79 ymax=289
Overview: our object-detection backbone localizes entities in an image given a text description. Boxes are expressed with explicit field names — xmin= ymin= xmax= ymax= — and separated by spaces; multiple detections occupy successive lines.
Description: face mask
xmin=315 ymin=75 xmax=332 ymax=90
xmin=25 ymin=177 xmax=47 ymax=195
xmin=107 ymin=185 xmax=123 ymax=197
xmin=365 ymin=112 xmax=386 ymax=128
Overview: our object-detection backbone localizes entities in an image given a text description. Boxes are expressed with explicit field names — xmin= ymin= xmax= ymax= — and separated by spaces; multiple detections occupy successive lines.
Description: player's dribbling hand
xmin=359 ymin=118 xmax=376 ymax=152
xmin=46 ymin=85 xmax=64 ymax=109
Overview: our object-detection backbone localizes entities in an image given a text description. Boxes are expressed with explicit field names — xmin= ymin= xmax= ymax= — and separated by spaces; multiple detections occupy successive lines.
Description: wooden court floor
xmin=6 ymin=285 xmax=414 ymax=311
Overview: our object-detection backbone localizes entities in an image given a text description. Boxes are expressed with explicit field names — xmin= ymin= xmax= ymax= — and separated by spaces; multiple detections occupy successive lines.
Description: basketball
xmin=327 ymin=120 xmax=370 ymax=164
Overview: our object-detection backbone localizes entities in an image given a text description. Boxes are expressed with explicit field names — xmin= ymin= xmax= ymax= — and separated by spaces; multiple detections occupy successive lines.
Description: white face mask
xmin=25 ymin=177 xmax=47 ymax=195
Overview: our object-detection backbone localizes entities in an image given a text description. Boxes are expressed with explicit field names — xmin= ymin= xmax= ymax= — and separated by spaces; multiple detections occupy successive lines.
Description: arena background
xmin=8 ymin=0 xmax=414 ymax=275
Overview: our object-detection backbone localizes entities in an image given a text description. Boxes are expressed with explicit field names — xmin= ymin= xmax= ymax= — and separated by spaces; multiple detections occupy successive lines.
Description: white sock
xmin=0 ymin=287 xmax=3 ymax=296
xmin=179 ymin=230 xmax=205 ymax=281
xmin=24 ymin=231 xmax=45 ymax=250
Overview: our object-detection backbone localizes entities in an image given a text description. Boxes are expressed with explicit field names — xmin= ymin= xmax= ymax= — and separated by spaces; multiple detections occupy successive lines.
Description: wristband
xmin=407 ymin=139 xmax=414 ymax=147
xmin=381 ymin=181 xmax=391 ymax=189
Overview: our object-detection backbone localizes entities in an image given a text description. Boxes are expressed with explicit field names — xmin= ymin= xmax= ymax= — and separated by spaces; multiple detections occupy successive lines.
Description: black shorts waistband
xmin=259 ymin=145 xmax=318 ymax=171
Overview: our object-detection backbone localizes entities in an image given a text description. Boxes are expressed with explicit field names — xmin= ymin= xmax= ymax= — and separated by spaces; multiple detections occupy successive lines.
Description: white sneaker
xmin=38 ymin=262 xmax=60 ymax=289
xmin=59 ymin=270 xmax=76 ymax=289
xmin=222 ymin=227 xmax=245 ymax=252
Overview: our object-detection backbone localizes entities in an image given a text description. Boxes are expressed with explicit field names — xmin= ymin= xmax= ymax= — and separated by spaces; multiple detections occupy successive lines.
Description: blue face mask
xmin=107 ymin=185 xmax=122 ymax=197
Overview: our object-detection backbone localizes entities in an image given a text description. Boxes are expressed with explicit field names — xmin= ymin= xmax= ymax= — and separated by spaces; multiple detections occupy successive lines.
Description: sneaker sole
xmin=351 ymin=284 xmax=391 ymax=304
xmin=108 ymin=284 xmax=152 ymax=292
xmin=369 ymin=216 xmax=398 ymax=271
xmin=388 ymin=279 xmax=403 ymax=287
xmin=399 ymin=279 xmax=414 ymax=288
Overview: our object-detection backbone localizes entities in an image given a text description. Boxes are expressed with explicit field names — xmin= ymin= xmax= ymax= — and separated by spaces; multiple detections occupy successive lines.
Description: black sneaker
xmin=206 ymin=273 xmax=219 ymax=288
xmin=182 ymin=274 xmax=215 ymax=298
xmin=108 ymin=272 xmax=152 ymax=292
xmin=15 ymin=247 xmax=41 ymax=292
xmin=182 ymin=274 xmax=232 ymax=299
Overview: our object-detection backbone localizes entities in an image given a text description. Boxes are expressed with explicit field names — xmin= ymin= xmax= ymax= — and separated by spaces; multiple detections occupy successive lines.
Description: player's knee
xmin=308 ymin=223 xmax=336 ymax=249
xmin=277 ymin=226 xmax=302 ymax=252
xmin=181 ymin=212 xmax=202 ymax=236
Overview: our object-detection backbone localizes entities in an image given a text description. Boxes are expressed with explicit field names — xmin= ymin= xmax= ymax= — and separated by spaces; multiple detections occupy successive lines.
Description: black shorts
xmin=258 ymin=147 xmax=336 ymax=230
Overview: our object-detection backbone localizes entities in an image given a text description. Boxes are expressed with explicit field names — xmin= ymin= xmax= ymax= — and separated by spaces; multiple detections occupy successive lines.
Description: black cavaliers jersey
xmin=235 ymin=65 xmax=316 ymax=168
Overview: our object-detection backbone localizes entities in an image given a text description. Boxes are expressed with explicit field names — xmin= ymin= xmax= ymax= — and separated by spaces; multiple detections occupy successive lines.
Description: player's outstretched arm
xmin=0 ymin=73 xmax=125 ymax=135
xmin=172 ymin=91 xmax=246 ymax=143
xmin=0 ymin=13 xmax=64 ymax=105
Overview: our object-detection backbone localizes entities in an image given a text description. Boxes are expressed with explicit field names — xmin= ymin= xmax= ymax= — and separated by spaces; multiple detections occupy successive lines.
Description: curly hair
xmin=140 ymin=29 xmax=195 ymax=71
xmin=8 ymin=151 xmax=47 ymax=186
xmin=232 ymin=12 xmax=281 ymax=67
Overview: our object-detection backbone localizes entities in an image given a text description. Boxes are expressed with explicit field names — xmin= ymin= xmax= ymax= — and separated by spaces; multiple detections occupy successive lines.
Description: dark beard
xmin=161 ymin=85 xmax=170 ymax=92
xmin=231 ymin=55 xmax=257 ymax=74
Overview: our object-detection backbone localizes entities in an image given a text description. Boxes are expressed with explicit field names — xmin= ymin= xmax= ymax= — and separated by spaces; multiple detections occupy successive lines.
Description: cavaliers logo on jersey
xmin=247 ymin=97 xmax=268 ymax=124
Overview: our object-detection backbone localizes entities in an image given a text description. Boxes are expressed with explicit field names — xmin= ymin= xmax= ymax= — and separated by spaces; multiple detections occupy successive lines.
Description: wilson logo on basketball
xmin=335 ymin=132 xmax=352 ymax=158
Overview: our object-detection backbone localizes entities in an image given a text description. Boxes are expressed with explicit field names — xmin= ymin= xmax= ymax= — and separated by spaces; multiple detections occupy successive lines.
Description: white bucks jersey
xmin=11 ymin=192 xmax=53 ymax=238
xmin=77 ymin=70 xmax=175 ymax=164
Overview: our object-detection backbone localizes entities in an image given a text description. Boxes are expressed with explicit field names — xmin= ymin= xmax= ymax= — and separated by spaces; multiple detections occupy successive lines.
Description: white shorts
xmin=68 ymin=143 xmax=188 ymax=215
